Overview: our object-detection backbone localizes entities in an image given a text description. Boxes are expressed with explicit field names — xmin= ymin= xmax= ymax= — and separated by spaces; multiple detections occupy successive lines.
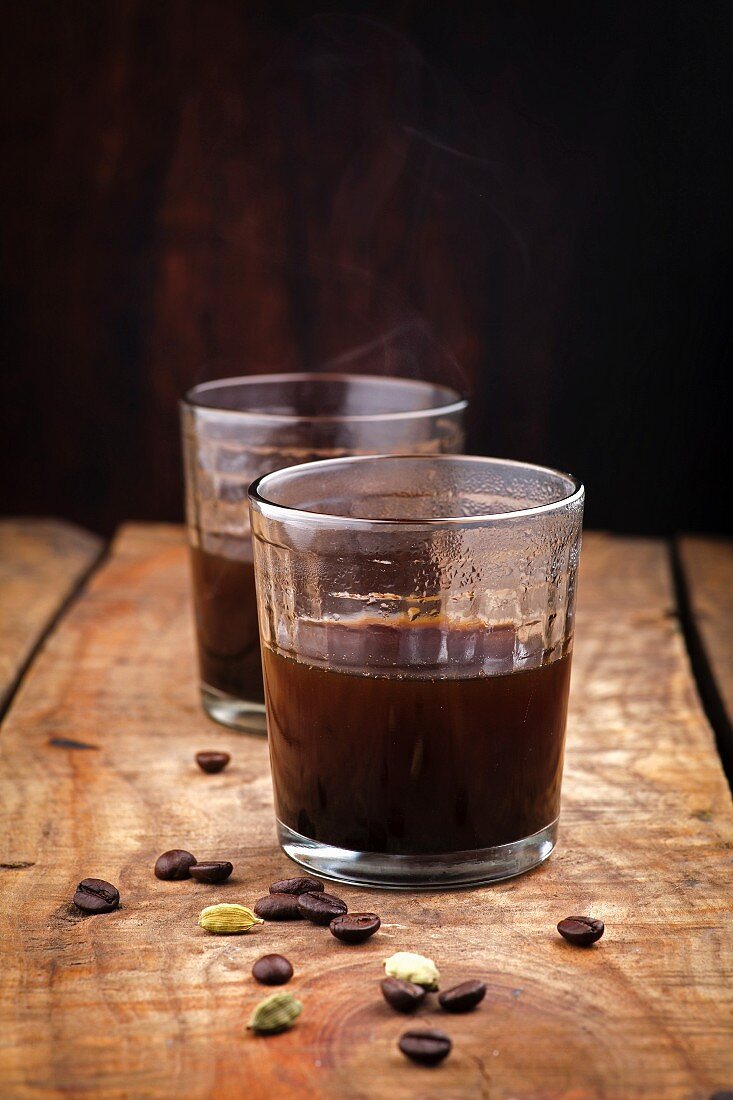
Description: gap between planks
xmin=0 ymin=519 xmax=106 ymax=724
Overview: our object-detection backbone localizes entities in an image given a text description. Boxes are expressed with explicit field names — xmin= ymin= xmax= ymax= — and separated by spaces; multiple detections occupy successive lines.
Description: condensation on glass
xmin=249 ymin=455 xmax=584 ymax=887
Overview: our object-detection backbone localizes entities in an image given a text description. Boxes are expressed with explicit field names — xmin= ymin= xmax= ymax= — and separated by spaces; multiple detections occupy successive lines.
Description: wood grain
xmin=677 ymin=535 xmax=733 ymax=736
xmin=0 ymin=518 xmax=102 ymax=714
xmin=0 ymin=526 xmax=731 ymax=1099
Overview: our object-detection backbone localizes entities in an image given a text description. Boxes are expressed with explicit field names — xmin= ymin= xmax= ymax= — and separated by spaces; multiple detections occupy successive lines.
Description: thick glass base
xmin=200 ymin=685 xmax=267 ymax=735
xmin=277 ymin=818 xmax=558 ymax=889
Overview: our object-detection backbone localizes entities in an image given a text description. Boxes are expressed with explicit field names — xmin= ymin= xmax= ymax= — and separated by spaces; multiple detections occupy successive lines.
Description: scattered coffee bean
xmin=557 ymin=915 xmax=605 ymax=946
xmin=189 ymin=861 xmax=233 ymax=884
xmin=252 ymin=954 xmax=294 ymax=986
xmin=73 ymin=878 xmax=120 ymax=914
xmin=297 ymin=890 xmax=348 ymax=925
xmin=438 ymin=979 xmax=486 ymax=1013
xmin=254 ymin=893 xmax=303 ymax=921
xmin=195 ymin=751 xmax=231 ymax=774
xmin=381 ymin=978 xmax=427 ymax=1013
xmin=329 ymin=912 xmax=380 ymax=944
xmin=269 ymin=876 xmax=324 ymax=895
xmin=154 ymin=849 xmax=197 ymax=881
xmin=398 ymin=1029 xmax=452 ymax=1066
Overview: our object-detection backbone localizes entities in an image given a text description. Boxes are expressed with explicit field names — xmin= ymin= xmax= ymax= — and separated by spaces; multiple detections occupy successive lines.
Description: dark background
xmin=1 ymin=1 xmax=730 ymax=537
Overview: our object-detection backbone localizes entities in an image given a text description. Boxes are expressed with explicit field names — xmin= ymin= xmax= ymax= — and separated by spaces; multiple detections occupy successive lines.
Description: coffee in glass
xmin=249 ymin=454 xmax=584 ymax=887
xmin=181 ymin=374 xmax=466 ymax=732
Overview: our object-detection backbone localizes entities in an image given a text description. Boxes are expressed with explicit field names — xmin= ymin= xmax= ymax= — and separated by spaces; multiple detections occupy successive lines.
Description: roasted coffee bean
xmin=189 ymin=861 xmax=233 ymax=884
xmin=381 ymin=978 xmax=426 ymax=1013
xmin=252 ymin=954 xmax=294 ymax=986
xmin=438 ymin=980 xmax=486 ymax=1013
xmin=195 ymin=751 xmax=231 ymax=774
xmin=557 ymin=916 xmax=605 ymax=946
xmin=269 ymin=876 xmax=324 ymax=895
xmin=254 ymin=893 xmax=303 ymax=921
xmin=154 ymin=849 xmax=197 ymax=881
xmin=329 ymin=912 xmax=380 ymax=944
xmin=398 ymin=1029 xmax=452 ymax=1066
xmin=297 ymin=890 xmax=347 ymax=925
xmin=73 ymin=878 xmax=120 ymax=914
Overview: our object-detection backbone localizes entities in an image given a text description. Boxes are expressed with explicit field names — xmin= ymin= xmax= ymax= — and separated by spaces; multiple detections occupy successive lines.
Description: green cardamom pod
xmin=248 ymin=991 xmax=303 ymax=1035
xmin=384 ymin=951 xmax=440 ymax=990
xmin=197 ymin=903 xmax=263 ymax=934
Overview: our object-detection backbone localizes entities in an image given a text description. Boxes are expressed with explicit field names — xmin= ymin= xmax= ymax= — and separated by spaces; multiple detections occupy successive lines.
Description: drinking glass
xmin=249 ymin=454 xmax=584 ymax=887
xmin=181 ymin=374 xmax=466 ymax=733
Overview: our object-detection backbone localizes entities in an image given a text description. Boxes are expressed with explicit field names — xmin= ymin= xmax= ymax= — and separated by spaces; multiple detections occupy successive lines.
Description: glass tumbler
xmin=249 ymin=454 xmax=584 ymax=888
xmin=181 ymin=374 xmax=466 ymax=733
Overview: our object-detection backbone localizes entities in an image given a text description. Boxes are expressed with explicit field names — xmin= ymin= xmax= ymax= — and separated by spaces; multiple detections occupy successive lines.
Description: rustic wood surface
xmin=678 ymin=535 xmax=733 ymax=739
xmin=0 ymin=518 xmax=102 ymax=714
xmin=0 ymin=524 xmax=731 ymax=1100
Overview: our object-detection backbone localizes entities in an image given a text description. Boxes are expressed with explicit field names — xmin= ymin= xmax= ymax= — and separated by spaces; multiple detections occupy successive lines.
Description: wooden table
xmin=1 ymin=522 xmax=731 ymax=1100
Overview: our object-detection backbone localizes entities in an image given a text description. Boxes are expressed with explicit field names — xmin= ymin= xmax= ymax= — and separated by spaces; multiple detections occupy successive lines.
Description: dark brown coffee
xmin=262 ymin=619 xmax=572 ymax=855
xmin=189 ymin=547 xmax=263 ymax=702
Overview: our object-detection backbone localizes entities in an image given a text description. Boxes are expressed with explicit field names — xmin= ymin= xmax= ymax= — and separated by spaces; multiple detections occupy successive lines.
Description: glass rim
xmin=249 ymin=453 xmax=585 ymax=528
xmin=182 ymin=372 xmax=468 ymax=424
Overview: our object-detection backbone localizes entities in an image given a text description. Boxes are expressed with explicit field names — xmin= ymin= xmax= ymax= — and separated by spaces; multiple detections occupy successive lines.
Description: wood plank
xmin=677 ymin=534 xmax=733 ymax=742
xmin=0 ymin=518 xmax=103 ymax=714
xmin=0 ymin=526 xmax=731 ymax=1100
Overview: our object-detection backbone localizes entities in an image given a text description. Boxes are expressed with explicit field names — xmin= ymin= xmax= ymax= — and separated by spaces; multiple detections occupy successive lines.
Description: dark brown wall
xmin=2 ymin=2 xmax=731 ymax=535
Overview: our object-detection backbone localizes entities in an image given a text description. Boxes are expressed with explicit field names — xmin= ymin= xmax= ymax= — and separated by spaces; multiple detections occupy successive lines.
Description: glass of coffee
xmin=249 ymin=454 xmax=584 ymax=887
xmin=181 ymin=374 xmax=466 ymax=733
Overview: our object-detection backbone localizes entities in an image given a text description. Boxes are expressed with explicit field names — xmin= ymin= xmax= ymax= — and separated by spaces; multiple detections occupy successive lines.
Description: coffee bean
xmin=398 ymin=1029 xmax=452 ymax=1066
xmin=252 ymin=954 xmax=294 ymax=986
xmin=438 ymin=979 xmax=486 ymax=1013
xmin=73 ymin=878 xmax=120 ymax=914
xmin=297 ymin=890 xmax=347 ymax=925
xmin=195 ymin=751 xmax=231 ymax=774
xmin=189 ymin=861 xmax=233 ymax=884
xmin=269 ymin=876 xmax=324 ymax=895
xmin=329 ymin=912 xmax=380 ymax=944
xmin=154 ymin=849 xmax=197 ymax=881
xmin=557 ymin=915 xmax=605 ymax=946
xmin=254 ymin=893 xmax=303 ymax=921
xmin=381 ymin=978 xmax=426 ymax=1013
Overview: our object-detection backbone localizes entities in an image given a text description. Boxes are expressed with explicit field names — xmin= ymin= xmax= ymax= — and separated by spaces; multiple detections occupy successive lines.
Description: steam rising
xmin=190 ymin=14 xmax=532 ymax=401
xmin=252 ymin=13 xmax=517 ymax=395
